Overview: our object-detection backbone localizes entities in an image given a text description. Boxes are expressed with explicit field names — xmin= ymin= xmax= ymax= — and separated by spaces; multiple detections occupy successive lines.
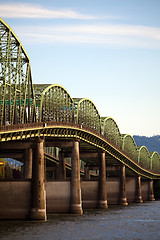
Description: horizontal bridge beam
xmin=0 ymin=122 xmax=160 ymax=179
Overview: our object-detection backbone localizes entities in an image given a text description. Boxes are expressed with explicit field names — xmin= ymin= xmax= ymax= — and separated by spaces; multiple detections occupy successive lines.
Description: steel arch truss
xmin=122 ymin=134 xmax=138 ymax=162
xmin=151 ymin=152 xmax=160 ymax=173
xmin=74 ymin=98 xmax=101 ymax=133
xmin=102 ymin=117 xmax=122 ymax=149
xmin=34 ymin=84 xmax=74 ymax=123
xmin=138 ymin=146 xmax=151 ymax=170
xmin=0 ymin=18 xmax=36 ymax=125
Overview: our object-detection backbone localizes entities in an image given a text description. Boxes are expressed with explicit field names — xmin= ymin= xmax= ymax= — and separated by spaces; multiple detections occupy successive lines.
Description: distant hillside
xmin=133 ymin=135 xmax=160 ymax=154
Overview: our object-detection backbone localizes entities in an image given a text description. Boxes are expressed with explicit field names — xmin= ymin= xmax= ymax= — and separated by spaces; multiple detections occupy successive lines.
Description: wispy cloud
xmin=2 ymin=2 xmax=160 ymax=49
xmin=0 ymin=3 xmax=98 ymax=20
xmin=32 ymin=24 xmax=160 ymax=40
xmin=15 ymin=24 xmax=160 ymax=49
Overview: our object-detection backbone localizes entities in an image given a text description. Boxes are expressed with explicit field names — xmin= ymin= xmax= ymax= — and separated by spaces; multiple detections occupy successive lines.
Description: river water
xmin=0 ymin=201 xmax=160 ymax=240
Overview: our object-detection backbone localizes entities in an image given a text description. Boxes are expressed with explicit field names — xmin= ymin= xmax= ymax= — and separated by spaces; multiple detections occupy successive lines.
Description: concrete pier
xmin=84 ymin=165 xmax=90 ymax=180
xmin=119 ymin=164 xmax=128 ymax=205
xmin=135 ymin=175 xmax=143 ymax=203
xmin=24 ymin=148 xmax=32 ymax=179
xmin=70 ymin=139 xmax=83 ymax=214
xmin=58 ymin=150 xmax=66 ymax=180
xmin=98 ymin=152 xmax=108 ymax=209
xmin=148 ymin=179 xmax=155 ymax=201
xmin=30 ymin=138 xmax=47 ymax=220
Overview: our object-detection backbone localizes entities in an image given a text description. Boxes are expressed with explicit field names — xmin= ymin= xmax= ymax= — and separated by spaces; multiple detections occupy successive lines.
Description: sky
xmin=1 ymin=0 xmax=160 ymax=137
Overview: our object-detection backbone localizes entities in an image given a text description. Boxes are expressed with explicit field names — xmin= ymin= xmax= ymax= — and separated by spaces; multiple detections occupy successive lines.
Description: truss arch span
xmin=138 ymin=146 xmax=151 ymax=170
xmin=150 ymin=151 xmax=160 ymax=173
xmin=102 ymin=117 xmax=122 ymax=149
xmin=122 ymin=134 xmax=138 ymax=162
xmin=0 ymin=18 xmax=36 ymax=125
xmin=74 ymin=98 xmax=101 ymax=133
xmin=34 ymin=84 xmax=74 ymax=122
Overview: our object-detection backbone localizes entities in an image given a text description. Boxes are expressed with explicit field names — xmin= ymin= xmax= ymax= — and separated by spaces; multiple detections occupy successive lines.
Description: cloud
xmin=1 ymin=3 xmax=160 ymax=48
xmin=15 ymin=24 xmax=160 ymax=49
xmin=34 ymin=24 xmax=160 ymax=40
xmin=0 ymin=3 xmax=97 ymax=20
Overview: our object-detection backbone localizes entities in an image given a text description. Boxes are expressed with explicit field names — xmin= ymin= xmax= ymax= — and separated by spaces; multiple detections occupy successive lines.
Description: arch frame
xmin=122 ymin=134 xmax=138 ymax=162
xmin=150 ymin=151 xmax=160 ymax=172
xmin=0 ymin=18 xmax=36 ymax=125
xmin=39 ymin=84 xmax=74 ymax=123
xmin=76 ymin=98 xmax=101 ymax=133
xmin=0 ymin=18 xmax=30 ymax=61
xmin=102 ymin=116 xmax=122 ymax=148
xmin=138 ymin=146 xmax=151 ymax=170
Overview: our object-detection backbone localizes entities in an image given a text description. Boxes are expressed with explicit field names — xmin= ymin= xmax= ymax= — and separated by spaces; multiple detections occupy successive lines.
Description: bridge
xmin=0 ymin=18 xmax=160 ymax=220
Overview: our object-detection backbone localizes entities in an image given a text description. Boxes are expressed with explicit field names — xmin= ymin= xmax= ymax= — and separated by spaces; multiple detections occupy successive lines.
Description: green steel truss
xmin=151 ymin=152 xmax=160 ymax=173
xmin=102 ymin=117 xmax=122 ymax=149
xmin=138 ymin=146 xmax=151 ymax=170
xmin=122 ymin=134 xmax=138 ymax=162
xmin=0 ymin=18 xmax=160 ymax=176
xmin=34 ymin=84 xmax=74 ymax=122
xmin=74 ymin=98 xmax=101 ymax=133
xmin=0 ymin=18 xmax=36 ymax=125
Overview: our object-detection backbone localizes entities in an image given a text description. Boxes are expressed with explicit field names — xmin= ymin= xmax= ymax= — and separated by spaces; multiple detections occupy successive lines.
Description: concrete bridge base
xmin=30 ymin=139 xmax=47 ymax=221
xmin=70 ymin=140 xmax=83 ymax=214
xmin=0 ymin=177 xmax=154 ymax=219
xmin=135 ymin=176 xmax=143 ymax=203
xmin=119 ymin=164 xmax=128 ymax=206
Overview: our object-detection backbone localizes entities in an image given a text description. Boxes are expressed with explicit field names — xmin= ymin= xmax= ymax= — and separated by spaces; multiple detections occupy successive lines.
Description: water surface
xmin=0 ymin=201 xmax=160 ymax=240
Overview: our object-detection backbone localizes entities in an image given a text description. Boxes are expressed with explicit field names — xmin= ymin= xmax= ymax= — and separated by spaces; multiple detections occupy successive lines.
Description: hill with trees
xmin=133 ymin=135 xmax=160 ymax=154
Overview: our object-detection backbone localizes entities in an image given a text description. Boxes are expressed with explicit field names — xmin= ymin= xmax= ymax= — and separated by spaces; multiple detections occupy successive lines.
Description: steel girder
xmin=0 ymin=122 xmax=160 ymax=179
xmin=0 ymin=18 xmax=36 ymax=125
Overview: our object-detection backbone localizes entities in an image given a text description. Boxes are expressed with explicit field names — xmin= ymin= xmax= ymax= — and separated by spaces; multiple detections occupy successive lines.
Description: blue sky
xmin=1 ymin=0 xmax=160 ymax=136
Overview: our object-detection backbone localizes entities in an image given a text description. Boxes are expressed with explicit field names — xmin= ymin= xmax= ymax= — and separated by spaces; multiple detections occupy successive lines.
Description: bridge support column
xmin=148 ymin=180 xmax=155 ymax=201
xmin=30 ymin=138 xmax=46 ymax=220
xmin=98 ymin=152 xmax=108 ymax=209
xmin=24 ymin=148 xmax=32 ymax=179
xmin=84 ymin=165 xmax=90 ymax=180
xmin=51 ymin=165 xmax=59 ymax=179
xmin=58 ymin=150 xmax=66 ymax=180
xmin=135 ymin=175 xmax=143 ymax=203
xmin=70 ymin=139 xmax=83 ymax=214
xmin=119 ymin=164 xmax=128 ymax=206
